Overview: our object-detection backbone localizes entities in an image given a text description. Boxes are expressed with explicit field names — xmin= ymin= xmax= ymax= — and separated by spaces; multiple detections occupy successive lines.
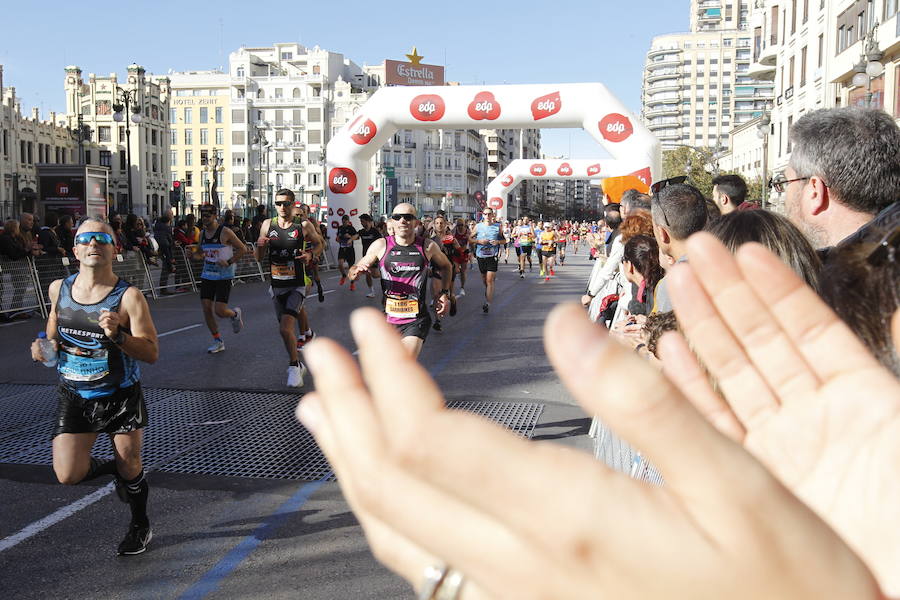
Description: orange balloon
xmin=602 ymin=175 xmax=650 ymax=204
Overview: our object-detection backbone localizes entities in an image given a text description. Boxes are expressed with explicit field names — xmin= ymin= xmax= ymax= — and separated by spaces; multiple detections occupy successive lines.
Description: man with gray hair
xmin=779 ymin=107 xmax=900 ymax=250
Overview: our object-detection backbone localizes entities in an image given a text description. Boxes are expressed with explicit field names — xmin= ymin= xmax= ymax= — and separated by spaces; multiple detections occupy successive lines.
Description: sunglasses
xmin=274 ymin=200 xmax=293 ymax=207
xmin=649 ymin=175 xmax=687 ymax=195
xmin=867 ymin=226 xmax=900 ymax=267
xmin=75 ymin=232 xmax=114 ymax=246
xmin=200 ymin=212 xmax=216 ymax=218
xmin=391 ymin=214 xmax=416 ymax=221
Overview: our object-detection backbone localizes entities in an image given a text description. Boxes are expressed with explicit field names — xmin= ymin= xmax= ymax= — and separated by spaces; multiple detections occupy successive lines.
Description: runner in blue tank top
xmin=473 ymin=207 xmax=506 ymax=314
xmin=30 ymin=218 xmax=160 ymax=556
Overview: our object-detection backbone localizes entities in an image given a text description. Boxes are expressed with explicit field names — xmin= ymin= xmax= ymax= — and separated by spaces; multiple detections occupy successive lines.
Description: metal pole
xmin=761 ymin=133 xmax=768 ymax=210
xmin=125 ymin=120 xmax=133 ymax=215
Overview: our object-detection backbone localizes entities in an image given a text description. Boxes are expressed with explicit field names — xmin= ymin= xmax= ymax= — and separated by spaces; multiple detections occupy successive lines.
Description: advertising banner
xmin=385 ymin=60 xmax=445 ymax=87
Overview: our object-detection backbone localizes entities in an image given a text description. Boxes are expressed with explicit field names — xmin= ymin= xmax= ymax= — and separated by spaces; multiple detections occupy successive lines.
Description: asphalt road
xmin=0 ymin=247 xmax=596 ymax=600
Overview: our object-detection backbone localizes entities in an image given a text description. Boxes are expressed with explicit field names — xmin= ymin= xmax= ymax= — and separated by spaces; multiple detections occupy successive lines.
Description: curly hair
xmin=619 ymin=213 xmax=654 ymax=243
xmin=645 ymin=311 xmax=679 ymax=358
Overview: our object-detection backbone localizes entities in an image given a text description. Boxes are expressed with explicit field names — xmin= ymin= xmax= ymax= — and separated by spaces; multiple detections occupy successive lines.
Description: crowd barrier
xmin=590 ymin=418 xmax=665 ymax=485
xmin=0 ymin=242 xmax=337 ymax=317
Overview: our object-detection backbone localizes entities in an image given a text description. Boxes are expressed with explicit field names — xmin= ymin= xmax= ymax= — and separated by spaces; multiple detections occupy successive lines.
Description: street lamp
xmin=113 ymin=87 xmax=142 ymax=215
xmin=851 ymin=25 xmax=884 ymax=108
xmin=251 ymin=128 xmax=273 ymax=213
xmin=756 ymin=110 xmax=771 ymax=209
xmin=414 ymin=175 xmax=421 ymax=213
xmin=204 ymin=147 xmax=224 ymax=210
xmin=70 ymin=114 xmax=92 ymax=165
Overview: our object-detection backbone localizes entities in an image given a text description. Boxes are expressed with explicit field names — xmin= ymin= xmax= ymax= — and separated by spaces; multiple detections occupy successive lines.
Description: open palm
xmin=660 ymin=233 xmax=900 ymax=594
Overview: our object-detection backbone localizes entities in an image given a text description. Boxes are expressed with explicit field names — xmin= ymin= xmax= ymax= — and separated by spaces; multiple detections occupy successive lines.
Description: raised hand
xmin=659 ymin=232 xmax=900 ymax=595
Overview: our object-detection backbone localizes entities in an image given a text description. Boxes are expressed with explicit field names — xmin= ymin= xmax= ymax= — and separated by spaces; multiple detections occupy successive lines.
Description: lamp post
xmin=113 ymin=87 xmax=142 ymax=215
xmin=70 ymin=113 xmax=92 ymax=165
xmin=205 ymin=147 xmax=224 ymax=210
xmin=414 ymin=175 xmax=421 ymax=213
xmin=756 ymin=110 xmax=771 ymax=210
xmin=251 ymin=128 xmax=273 ymax=214
xmin=851 ymin=25 xmax=884 ymax=109
xmin=317 ymin=147 xmax=327 ymax=218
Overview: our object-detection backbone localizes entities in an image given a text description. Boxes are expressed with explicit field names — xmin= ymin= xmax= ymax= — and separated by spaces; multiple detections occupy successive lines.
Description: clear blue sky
xmin=1 ymin=0 xmax=688 ymax=158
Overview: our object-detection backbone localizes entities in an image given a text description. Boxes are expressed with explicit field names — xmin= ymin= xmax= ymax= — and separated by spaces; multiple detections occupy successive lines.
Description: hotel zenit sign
xmin=385 ymin=47 xmax=445 ymax=86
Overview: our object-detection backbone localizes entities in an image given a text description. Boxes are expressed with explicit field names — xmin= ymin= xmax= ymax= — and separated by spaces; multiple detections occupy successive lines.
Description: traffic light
xmin=170 ymin=180 xmax=183 ymax=207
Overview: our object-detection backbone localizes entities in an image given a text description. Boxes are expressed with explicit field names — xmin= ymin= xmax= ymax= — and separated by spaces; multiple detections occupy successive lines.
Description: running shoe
xmin=540 ymin=269 xmax=545 ymax=276
xmin=365 ymin=290 xmax=376 ymax=298
xmin=550 ymin=269 xmax=555 ymax=276
xmin=297 ymin=331 xmax=317 ymax=350
xmin=231 ymin=307 xmax=243 ymax=333
xmin=207 ymin=339 xmax=225 ymax=354
xmin=349 ymin=282 xmax=356 ymax=291
xmin=457 ymin=288 xmax=466 ymax=297
xmin=432 ymin=320 xmax=443 ymax=332
xmin=117 ymin=523 xmax=152 ymax=556
xmin=519 ymin=271 xmax=525 ymax=279
xmin=317 ymin=282 xmax=325 ymax=303
xmin=287 ymin=363 xmax=307 ymax=388
xmin=449 ymin=296 xmax=457 ymax=317
xmin=482 ymin=303 xmax=489 ymax=313
xmin=545 ymin=276 xmax=551 ymax=282
xmin=339 ymin=276 xmax=346 ymax=286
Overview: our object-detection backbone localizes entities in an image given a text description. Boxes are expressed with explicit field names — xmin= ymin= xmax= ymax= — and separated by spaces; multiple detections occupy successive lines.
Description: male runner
xmin=429 ymin=214 xmax=461 ymax=331
xmin=255 ymin=192 xmax=323 ymax=387
xmin=196 ymin=204 xmax=245 ymax=353
xmin=533 ymin=221 xmax=545 ymax=276
xmin=30 ymin=218 xmax=159 ymax=555
xmin=452 ymin=218 xmax=471 ymax=296
xmin=348 ymin=203 xmax=451 ymax=358
xmin=293 ymin=202 xmax=324 ymax=302
xmin=540 ymin=222 xmax=559 ymax=282
xmin=473 ymin=207 xmax=505 ymax=313
xmin=513 ymin=217 xmax=535 ymax=277
xmin=336 ymin=215 xmax=359 ymax=291
xmin=557 ymin=221 xmax=569 ymax=266
xmin=356 ymin=213 xmax=382 ymax=298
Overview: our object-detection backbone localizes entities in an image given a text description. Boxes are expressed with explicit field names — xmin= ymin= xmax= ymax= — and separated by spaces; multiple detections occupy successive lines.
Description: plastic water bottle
xmin=37 ymin=332 xmax=58 ymax=368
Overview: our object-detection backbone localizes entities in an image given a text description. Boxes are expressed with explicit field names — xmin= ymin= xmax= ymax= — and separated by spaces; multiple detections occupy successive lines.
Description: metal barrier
xmin=113 ymin=251 xmax=157 ymax=299
xmin=590 ymin=417 xmax=665 ymax=486
xmin=0 ymin=256 xmax=46 ymax=318
xmin=147 ymin=245 xmax=197 ymax=294
xmin=186 ymin=244 xmax=266 ymax=285
xmin=32 ymin=255 xmax=77 ymax=310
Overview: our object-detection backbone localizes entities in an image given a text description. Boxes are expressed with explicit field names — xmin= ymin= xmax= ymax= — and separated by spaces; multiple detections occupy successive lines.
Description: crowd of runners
xmin=21 ymin=106 xmax=900 ymax=600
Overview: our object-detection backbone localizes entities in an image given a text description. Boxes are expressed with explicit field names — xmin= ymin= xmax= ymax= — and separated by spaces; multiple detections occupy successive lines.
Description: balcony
xmin=657 ymin=131 xmax=682 ymax=141
xmin=273 ymin=120 xmax=290 ymax=128
xmin=644 ymin=105 xmax=681 ymax=118
xmin=290 ymin=162 xmax=306 ymax=170
xmin=646 ymin=70 xmax=681 ymax=84
xmin=404 ymin=141 xmax=416 ymax=149
xmin=647 ymin=58 xmax=682 ymax=70
xmin=758 ymin=40 xmax=779 ymax=67
xmin=647 ymin=120 xmax=680 ymax=132
xmin=273 ymin=162 xmax=290 ymax=171
xmin=646 ymin=81 xmax=681 ymax=93
xmin=647 ymin=46 xmax=682 ymax=59
xmin=748 ymin=59 xmax=776 ymax=80
xmin=645 ymin=94 xmax=681 ymax=107
xmin=291 ymin=121 xmax=305 ymax=128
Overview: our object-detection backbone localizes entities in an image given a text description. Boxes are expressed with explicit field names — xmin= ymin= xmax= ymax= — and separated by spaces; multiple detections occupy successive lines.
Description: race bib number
xmin=59 ymin=350 xmax=110 ymax=382
xmin=385 ymin=295 xmax=418 ymax=319
xmin=271 ymin=263 xmax=296 ymax=280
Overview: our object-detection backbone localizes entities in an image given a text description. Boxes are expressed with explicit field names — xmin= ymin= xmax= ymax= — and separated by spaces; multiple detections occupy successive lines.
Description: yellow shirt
xmin=540 ymin=231 xmax=556 ymax=251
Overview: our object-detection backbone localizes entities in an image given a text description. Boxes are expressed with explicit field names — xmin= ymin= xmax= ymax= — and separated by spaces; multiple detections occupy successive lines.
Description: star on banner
xmin=405 ymin=47 xmax=424 ymax=65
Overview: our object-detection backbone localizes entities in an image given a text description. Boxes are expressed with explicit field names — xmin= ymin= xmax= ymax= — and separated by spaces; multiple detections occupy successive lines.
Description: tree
xmin=661 ymin=146 xmax=718 ymax=199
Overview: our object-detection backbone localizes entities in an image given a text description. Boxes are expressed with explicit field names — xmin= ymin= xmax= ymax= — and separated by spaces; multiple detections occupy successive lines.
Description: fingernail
xmin=301 ymin=340 xmax=324 ymax=375
xmin=296 ymin=396 xmax=321 ymax=433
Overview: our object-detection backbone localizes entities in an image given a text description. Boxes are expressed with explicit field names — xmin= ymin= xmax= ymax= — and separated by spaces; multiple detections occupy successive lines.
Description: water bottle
xmin=37 ymin=332 xmax=58 ymax=368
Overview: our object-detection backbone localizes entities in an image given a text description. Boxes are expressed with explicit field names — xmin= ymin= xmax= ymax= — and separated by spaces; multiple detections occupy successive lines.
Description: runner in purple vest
xmin=349 ymin=203 xmax=452 ymax=358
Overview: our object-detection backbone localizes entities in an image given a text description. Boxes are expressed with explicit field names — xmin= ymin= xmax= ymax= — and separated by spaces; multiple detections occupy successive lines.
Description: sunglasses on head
xmin=274 ymin=200 xmax=292 ymax=207
xmin=391 ymin=214 xmax=416 ymax=221
xmin=649 ymin=175 xmax=688 ymax=195
xmin=75 ymin=232 xmax=114 ymax=246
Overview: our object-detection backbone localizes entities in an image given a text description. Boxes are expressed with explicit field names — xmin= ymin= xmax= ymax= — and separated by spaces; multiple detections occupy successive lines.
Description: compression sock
xmin=212 ymin=332 xmax=222 ymax=341
xmin=81 ymin=457 xmax=118 ymax=482
xmin=289 ymin=360 xmax=300 ymax=367
xmin=123 ymin=470 xmax=150 ymax=528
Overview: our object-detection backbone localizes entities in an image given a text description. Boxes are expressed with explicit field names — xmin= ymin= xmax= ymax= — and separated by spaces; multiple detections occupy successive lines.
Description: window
xmin=307 ymin=129 xmax=321 ymax=144
xmin=169 ymin=108 xmax=177 ymax=123
xmin=200 ymin=107 xmax=208 ymax=123
xmin=152 ymin=154 xmax=158 ymax=173
xmin=232 ymin=131 xmax=246 ymax=145
xmin=231 ymin=109 xmax=244 ymax=124
xmin=185 ymin=150 xmax=193 ymax=166
xmin=791 ymin=0 xmax=797 ymax=33
xmin=858 ymin=12 xmax=866 ymax=37
xmin=803 ymin=0 xmax=808 ymax=23
xmin=308 ymin=107 xmax=322 ymax=122
xmin=886 ymin=0 xmax=899 ymax=20
xmin=837 ymin=26 xmax=845 ymax=53
xmin=170 ymin=129 xmax=177 ymax=145
xmin=100 ymin=151 xmax=112 ymax=167
xmin=274 ymin=88 xmax=283 ymax=98
xmin=200 ymin=129 xmax=208 ymax=145
xmin=281 ymin=52 xmax=293 ymax=60
xmin=120 ymin=150 xmax=127 ymax=171
xmin=800 ymin=46 xmax=807 ymax=86
xmin=170 ymin=150 xmax=177 ymax=166
xmin=215 ymin=107 xmax=223 ymax=123
xmin=183 ymin=108 xmax=192 ymax=124
xmin=151 ymin=129 xmax=157 ymax=146
xmin=98 ymin=126 xmax=111 ymax=142
xmin=215 ymin=128 xmax=224 ymax=145
xmin=185 ymin=171 xmax=193 ymax=186
xmin=818 ymin=33 xmax=824 ymax=67
xmin=236 ymin=66 xmax=245 ymax=78
xmin=184 ymin=129 xmax=193 ymax=144
xmin=200 ymin=149 xmax=208 ymax=165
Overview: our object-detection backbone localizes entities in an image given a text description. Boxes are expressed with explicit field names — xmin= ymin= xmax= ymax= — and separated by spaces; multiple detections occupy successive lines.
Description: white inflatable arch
xmin=324 ymin=82 xmax=660 ymax=228
xmin=487 ymin=158 xmax=650 ymax=216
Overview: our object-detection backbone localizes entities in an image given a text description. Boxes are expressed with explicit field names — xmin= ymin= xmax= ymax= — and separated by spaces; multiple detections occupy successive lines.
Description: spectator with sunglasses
xmin=650 ymin=182 xmax=708 ymax=313
xmin=776 ymin=107 xmax=900 ymax=254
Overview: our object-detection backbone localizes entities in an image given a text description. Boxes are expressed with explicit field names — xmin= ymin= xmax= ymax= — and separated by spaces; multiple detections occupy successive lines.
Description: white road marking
xmin=158 ymin=323 xmax=203 ymax=338
xmin=0 ymin=483 xmax=114 ymax=553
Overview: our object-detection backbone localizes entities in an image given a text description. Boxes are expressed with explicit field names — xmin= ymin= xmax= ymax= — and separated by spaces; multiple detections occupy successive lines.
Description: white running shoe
xmin=207 ymin=339 xmax=225 ymax=353
xmin=287 ymin=363 xmax=307 ymax=388
xmin=231 ymin=307 xmax=244 ymax=333
xmin=365 ymin=290 xmax=376 ymax=298
xmin=457 ymin=288 xmax=466 ymax=297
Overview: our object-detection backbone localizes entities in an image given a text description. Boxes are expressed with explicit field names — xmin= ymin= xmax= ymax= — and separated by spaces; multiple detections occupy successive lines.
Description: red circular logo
xmin=488 ymin=197 xmax=504 ymax=209
xmin=599 ymin=114 xmax=634 ymax=143
xmin=328 ymin=168 xmax=357 ymax=194
xmin=410 ymin=94 xmax=446 ymax=122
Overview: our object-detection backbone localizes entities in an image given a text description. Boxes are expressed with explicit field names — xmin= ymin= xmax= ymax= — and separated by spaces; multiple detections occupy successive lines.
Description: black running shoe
xmin=482 ymin=303 xmax=489 ymax=313
xmin=117 ymin=523 xmax=152 ymax=556
xmin=432 ymin=320 xmax=443 ymax=332
xmin=449 ymin=296 xmax=457 ymax=317
xmin=317 ymin=281 xmax=325 ymax=302
xmin=113 ymin=475 xmax=129 ymax=503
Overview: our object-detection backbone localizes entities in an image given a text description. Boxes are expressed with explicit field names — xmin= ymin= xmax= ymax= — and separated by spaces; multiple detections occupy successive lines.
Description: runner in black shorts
xmin=195 ymin=205 xmax=245 ymax=354
xmin=473 ymin=207 xmax=505 ymax=313
xmin=336 ymin=215 xmax=359 ymax=291
xmin=349 ymin=203 xmax=451 ymax=358
xmin=356 ymin=214 xmax=382 ymax=298
xmin=30 ymin=218 xmax=160 ymax=556
xmin=256 ymin=191 xmax=323 ymax=387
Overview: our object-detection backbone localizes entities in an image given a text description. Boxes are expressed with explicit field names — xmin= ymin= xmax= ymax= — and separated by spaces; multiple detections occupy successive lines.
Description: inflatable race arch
xmin=486 ymin=158 xmax=651 ymax=216
xmin=324 ymin=82 xmax=660 ymax=227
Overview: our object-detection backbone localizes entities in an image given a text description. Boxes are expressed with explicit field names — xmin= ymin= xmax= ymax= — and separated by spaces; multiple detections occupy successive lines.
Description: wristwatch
xmin=440 ymin=289 xmax=451 ymax=297
xmin=111 ymin=329 xmax=127 ymax=345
